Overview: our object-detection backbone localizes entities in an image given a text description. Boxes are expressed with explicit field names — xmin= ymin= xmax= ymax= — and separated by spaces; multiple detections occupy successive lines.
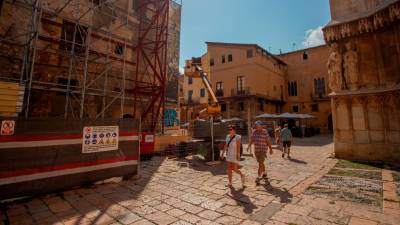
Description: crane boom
xmin=196 ymin=66 xmax=218 ymax=104
xmin=185 ymin=58 xmax=221 ymax=116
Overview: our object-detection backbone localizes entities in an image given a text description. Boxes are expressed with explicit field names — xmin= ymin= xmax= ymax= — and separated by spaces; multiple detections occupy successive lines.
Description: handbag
xmin=221 ymin=135 xmax=236 ymax=160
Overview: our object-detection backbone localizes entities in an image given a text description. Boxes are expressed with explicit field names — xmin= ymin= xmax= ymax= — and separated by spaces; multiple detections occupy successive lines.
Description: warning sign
xmin=1 ymin=120 xmax=15 ymax=136
xmin=145 ymin=134 xmax=154 ymax=143
xmin=82 ymin=126 xmax=119 ymax=153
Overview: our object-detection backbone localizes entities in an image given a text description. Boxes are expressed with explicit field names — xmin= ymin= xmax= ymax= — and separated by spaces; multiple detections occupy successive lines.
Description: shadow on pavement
xmin=188 ymin=155 xmax=227 ymax=176
xmin=288 ymin=157 xmax=307 ymax=164
xmin=2 ymin=156 xmax=167 ymax=225
xmin=262 ymin=180 xmax=293 ymax=203
xmin=227 ymin=186 xmax=258 ymax=214
xmin=291 ymin=135 xmax=333 ymax=147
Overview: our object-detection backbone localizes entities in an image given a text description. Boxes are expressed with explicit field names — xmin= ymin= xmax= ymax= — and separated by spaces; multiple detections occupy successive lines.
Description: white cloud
xmin=179 ymin=66 xmax=184 ymax=75
xmin=302 ymin=26 xmax=325 ymax=48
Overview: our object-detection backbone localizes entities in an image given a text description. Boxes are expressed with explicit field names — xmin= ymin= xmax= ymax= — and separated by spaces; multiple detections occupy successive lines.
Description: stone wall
xmin=324 ymin=0 xmax=400 ymax=163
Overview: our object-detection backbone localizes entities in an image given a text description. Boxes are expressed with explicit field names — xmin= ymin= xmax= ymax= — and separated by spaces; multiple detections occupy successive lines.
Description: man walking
xmin=281 ymin=124 xmax=293 ymax=159
xmin=247 ymin=121 xmax=273 ymax=184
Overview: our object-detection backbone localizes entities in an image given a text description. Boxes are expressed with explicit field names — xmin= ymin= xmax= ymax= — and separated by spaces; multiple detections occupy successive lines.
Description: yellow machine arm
xmin=185 ymin=58 xmax=221 ymax=115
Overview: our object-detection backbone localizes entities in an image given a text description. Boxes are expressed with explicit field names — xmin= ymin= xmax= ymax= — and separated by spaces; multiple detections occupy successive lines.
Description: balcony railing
xmin=184 ymin=97 xmax=202 ymax=105
xmin=311 ymin=92 xmax=329 ymax=100
xmin=231 ymin=87 xmax=251 ymax=96
xmin=216 ymin=89 xmax=224 ymax=97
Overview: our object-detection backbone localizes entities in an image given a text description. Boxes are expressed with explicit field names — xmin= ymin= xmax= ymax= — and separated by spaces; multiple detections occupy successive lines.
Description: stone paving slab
xmin=1 ymin=136 xmax=400 ymax=225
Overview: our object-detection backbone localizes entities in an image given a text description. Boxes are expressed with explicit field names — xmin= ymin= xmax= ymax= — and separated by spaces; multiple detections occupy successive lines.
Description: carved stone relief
xmin=343 ymin=42 xmax=359 ymax=90
xmin=327 ymin=43 xmax=343 ymax=92
xmin=341 ymin=24 xmax=351 ymax=38
xmin=389 ymin=3 xmax=400 ymax=20
xmin=373 ymin=13 xmax=385 ymax=29
xmin=358 ymin=18 xmax=373 ymax=33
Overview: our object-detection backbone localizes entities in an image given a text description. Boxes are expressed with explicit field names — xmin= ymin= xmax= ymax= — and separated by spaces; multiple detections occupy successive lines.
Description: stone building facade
xmin=279 ymin=45 xmax=333 ymax=133
xmin=206 ymin=42 xmax=287 ymax=121
xmin=182 ymin=42 xmax=333 ymax=133
xmin=323 ymin=0 xmax=400 ymax=163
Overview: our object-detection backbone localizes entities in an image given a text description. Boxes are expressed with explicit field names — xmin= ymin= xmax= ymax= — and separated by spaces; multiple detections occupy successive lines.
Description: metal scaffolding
xmin=0 ymin=0 xmax=179 ymax=131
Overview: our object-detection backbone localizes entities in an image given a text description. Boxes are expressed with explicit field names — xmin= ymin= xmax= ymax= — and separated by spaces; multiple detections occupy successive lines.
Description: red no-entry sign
xmin=1 ymin=120 xmax=15 ymax=136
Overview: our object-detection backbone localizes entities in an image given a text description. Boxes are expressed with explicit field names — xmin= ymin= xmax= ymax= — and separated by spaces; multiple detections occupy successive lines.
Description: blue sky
xmin=178 ymin=0 xmax=331 ymax=70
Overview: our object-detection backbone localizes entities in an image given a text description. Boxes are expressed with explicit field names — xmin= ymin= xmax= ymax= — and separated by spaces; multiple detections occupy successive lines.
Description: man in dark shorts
xmin=280 ymin=124 xmax=293 ymax=158
xmin=247 ymin=121 xmax=273 ymax=184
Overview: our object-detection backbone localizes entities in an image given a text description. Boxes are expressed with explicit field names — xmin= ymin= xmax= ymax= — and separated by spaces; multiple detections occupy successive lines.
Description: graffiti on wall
xmin=164 ymin=109 xmax=180 ymax=127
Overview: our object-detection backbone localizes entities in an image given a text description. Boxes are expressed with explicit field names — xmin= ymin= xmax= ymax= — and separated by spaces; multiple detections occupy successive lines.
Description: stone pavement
xmin=1 ymin=135 xmax=399 ymax=225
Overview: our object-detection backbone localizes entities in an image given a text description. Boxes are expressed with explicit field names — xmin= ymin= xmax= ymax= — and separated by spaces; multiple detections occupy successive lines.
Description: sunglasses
xmin=228 ymin=128 xmax=234 ymax=131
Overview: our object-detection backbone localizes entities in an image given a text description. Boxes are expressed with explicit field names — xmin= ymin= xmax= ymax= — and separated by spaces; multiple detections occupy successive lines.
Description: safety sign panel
xmin=82 ymin=126 xmax=119 ymax=153
xmin=1 ymin=120 xmax=15 ymax=136
xmin=145 ymin=134 xmax=154 ymax=143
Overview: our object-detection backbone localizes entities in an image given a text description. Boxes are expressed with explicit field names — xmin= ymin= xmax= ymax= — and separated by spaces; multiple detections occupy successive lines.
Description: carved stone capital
xmin=389 ymin=3 xmax=400 ymax=20
xmin=358 ymin=18 xmax=373 ymax=33
xmin=373 ymin=13 xmax=385 ymax=29
xmin=324 ymin=1 xmax=400 ymax=43
xmin=341 ymin=24 xmax=352 ymax=38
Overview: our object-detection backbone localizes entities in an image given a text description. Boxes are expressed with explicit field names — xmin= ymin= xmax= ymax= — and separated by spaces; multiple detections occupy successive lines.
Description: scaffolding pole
xmin=0 ymin=0 xmax=177 ymax=131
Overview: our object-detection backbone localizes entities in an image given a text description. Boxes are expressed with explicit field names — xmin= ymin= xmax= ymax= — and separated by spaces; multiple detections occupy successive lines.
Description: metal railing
xmin=184 ymin=97 xmax=201 ymax=105
xmin=311 ymin=92 xmax=329 ymax=100
xmin=231 ymin=87 xmax=251 ymax=96
xmin=215 ymin=89 xmax=224 ymax=97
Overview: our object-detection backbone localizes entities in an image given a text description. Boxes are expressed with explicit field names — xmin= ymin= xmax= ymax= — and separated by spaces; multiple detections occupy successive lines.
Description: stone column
xmin=378 ymin=95 xmax=389 ymax=144
xmin=331 ymin=97 xmax=338 ymax=142
xmin=346 ymin=98 xmax=355 ymax=143
xmin=360 ymin=97 xmax=371 ymax=143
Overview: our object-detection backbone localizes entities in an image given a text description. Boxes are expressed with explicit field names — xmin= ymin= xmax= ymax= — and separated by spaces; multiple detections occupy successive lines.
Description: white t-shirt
xmin=225 ymin=134 xmax=241 ymax=164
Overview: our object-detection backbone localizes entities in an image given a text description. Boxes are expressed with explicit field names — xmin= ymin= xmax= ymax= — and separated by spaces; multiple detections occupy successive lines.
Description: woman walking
xmin=221 ymin=125 xmax=245 ymax=188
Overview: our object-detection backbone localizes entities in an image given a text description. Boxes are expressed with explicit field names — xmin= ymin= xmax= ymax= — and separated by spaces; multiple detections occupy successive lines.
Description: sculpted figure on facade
xmin=358 ymin=18 xmax=373 ymax=33
xmin=373 ymin=13 xmax=384 ymax=28
xmin=327 ymin=43 xmax=343 ymax=92
xmin=343 ymin=42 xmax=359 ymax=90
xmin=341 ymin=24 xmax=351 ymax=38
xmin=389 ymin=3 xmax=400 ymax=20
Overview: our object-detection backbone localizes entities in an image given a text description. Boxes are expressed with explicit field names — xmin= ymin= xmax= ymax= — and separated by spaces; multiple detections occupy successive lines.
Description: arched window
xmin=317 ymin=78 xmax=322 ymax=94
xmin=288 ymin=81 xmax=298 ymax=97
xmin=290 ymin=82 xmax=294 ymax=96
xmin=314 ymin=77 xmax=326 ymax=95
xmin=314 ymin=79 xmax=318 ymax=94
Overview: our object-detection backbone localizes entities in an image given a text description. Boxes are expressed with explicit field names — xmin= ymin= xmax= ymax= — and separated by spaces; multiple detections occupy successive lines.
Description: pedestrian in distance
xmin=281 ymin=123 xmax=293 ymax=159
xmin=220 ymin=125 xmax=245 ymax=188
xmin=247 ymin=120 xmax=273 ymax=185
xmin=274 ymin=125 xmax=282 ymax=150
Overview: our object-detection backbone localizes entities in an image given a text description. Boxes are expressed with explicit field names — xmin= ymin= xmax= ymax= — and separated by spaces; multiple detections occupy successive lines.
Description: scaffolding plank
xmin=0 ymin=82 xmax=21 ymax=91
xmin=0 ymin=106 xmax=18 ymax=113
xmin=0 ymin=95 xmax=19 ymax=101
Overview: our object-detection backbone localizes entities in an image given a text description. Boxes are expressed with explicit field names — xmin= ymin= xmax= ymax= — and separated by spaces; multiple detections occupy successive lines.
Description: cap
xmin=255 ymin=120 xmax=263 ymax=126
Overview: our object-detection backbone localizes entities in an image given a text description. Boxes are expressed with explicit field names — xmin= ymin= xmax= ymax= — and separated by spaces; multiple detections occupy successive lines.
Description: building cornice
xmin=328 ymin=84 xmax=400 ymax=97
xmin=206 ymin=41 xmax=287 ymax=66
xmin=323 ymin=1 xmax=400 ymax=43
